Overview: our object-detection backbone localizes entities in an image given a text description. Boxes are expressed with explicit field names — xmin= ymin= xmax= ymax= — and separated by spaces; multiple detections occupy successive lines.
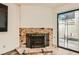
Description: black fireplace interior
xmin=26 ymin=33 xmax=49 ymax=48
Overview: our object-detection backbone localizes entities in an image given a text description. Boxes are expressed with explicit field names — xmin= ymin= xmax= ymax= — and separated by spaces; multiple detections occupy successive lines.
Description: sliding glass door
xmin=57 ymin=9 xmax=79 ymax=52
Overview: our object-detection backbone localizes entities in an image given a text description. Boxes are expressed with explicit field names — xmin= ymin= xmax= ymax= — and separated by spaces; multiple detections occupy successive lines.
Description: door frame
xmin=57 ymin=9 xmax=79 ymax=53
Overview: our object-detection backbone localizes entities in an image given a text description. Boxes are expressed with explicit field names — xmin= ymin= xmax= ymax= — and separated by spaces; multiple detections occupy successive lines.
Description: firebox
xmin=26 ymin=33 xmax=49 ymax=48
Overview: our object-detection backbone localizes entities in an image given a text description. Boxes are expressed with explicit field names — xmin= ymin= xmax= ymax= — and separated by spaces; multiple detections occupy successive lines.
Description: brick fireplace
xmin=19 ymin=28 xmax=53 ymax=54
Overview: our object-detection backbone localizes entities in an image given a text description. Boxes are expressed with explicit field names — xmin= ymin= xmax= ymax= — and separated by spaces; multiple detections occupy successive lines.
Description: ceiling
xmin=19 ymin=3 xmax=66 ymax=8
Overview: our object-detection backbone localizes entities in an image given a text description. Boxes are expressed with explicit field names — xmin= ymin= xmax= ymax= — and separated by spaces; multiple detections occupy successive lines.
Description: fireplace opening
xmin=26 ymin=33 xmax=49 ymax=48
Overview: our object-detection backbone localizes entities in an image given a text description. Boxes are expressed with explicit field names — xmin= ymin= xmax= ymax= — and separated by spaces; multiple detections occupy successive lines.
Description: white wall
xmin=52 ymin=3 xmax=79 ymax=45
xmin=20 ymin=5 xmax=53 ymax=28
xmin=0 ymin=4 xmax=19 ymax=54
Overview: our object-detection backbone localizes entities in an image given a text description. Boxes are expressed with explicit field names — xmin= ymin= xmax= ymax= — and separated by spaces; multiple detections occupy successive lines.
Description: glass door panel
xmin=67 ymin=11 xmax=79 ymax=51
xmin=58 ymin=10 xmax=79 ymax=52
xmin=58 ymin=14 xmax=68 ymax=48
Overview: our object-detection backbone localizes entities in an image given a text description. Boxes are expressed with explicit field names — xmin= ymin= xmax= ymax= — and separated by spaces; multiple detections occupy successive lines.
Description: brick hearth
xmin=19 ymin=28 xmax=53 ymax=54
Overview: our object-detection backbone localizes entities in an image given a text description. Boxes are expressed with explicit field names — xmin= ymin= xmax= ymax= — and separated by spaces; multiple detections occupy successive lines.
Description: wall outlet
xmin=3 ymin=45 xmax=6 ymax=48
